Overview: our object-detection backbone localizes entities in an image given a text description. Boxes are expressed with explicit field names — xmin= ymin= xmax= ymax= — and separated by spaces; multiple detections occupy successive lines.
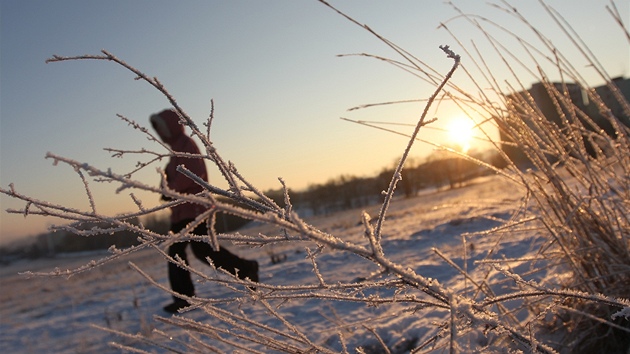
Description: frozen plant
xmin=2 ymin=1 xmax=630 ymax=353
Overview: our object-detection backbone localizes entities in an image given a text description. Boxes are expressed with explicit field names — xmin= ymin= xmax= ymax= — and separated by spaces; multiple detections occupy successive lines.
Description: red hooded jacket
xmin=150 ymin=109 xmax=208 ymax=224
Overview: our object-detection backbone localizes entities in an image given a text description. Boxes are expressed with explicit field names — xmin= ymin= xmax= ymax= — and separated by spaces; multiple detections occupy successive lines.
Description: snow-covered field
xmin=1 ymin=175 xmax=559 ymax=353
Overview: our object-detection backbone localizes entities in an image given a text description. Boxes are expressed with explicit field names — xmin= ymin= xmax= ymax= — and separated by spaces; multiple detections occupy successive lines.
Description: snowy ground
xmin=0 ymin=175 xmax=559 ymax=353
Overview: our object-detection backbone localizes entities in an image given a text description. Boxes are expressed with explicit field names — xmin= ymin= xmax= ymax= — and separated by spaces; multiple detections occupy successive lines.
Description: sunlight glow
xmin=446 ymin=117 xmax=475 ymax=153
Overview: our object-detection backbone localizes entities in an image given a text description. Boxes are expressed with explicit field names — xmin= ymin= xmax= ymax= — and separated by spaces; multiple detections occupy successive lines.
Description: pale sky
xmin=1 ymin=0 xmax=628 ymax=245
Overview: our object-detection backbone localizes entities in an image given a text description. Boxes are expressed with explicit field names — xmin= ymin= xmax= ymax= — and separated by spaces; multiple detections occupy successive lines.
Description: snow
xmin=0 ymin=175 xmax=563 ymax=353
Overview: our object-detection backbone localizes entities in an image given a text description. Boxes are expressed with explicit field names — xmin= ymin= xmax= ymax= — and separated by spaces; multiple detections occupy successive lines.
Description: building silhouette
xmin=497 ymin=77 xmax=630 ymax=166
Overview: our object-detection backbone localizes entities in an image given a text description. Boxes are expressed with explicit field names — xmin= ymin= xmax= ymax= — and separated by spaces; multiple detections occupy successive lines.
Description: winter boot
xmin=238 ymin=260 xmax=259 ymax=289
xmin=163 ymin=299 xmax=190 ymax=314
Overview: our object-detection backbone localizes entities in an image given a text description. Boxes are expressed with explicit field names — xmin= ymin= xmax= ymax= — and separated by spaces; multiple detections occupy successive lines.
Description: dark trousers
xmin=168 ymin=220 xmax=247 ymax=300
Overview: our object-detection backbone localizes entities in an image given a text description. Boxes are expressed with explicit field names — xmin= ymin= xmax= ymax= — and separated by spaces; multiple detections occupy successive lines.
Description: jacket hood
xmin=150 ymin=109 xmax=185 ymax=145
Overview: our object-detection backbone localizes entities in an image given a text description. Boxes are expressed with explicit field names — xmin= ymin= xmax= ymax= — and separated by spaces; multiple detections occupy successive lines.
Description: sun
xmin=446 ymin=117 xmax=475 ymax=153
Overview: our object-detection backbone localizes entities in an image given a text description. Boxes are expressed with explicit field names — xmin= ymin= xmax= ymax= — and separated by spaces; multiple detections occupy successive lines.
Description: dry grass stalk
xmin=1 ymin=1 xmax=629 ymax=353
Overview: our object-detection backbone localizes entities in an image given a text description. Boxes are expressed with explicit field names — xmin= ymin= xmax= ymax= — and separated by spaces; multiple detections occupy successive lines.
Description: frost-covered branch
xmin=3 ymin=1 xmax=629 ymax=353
xmin=374 ymin=45 xmax=460 ymax=243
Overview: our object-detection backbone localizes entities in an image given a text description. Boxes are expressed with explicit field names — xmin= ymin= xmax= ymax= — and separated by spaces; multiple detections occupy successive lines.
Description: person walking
xmin=150 ymin=109 xmax=259 ymax=314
